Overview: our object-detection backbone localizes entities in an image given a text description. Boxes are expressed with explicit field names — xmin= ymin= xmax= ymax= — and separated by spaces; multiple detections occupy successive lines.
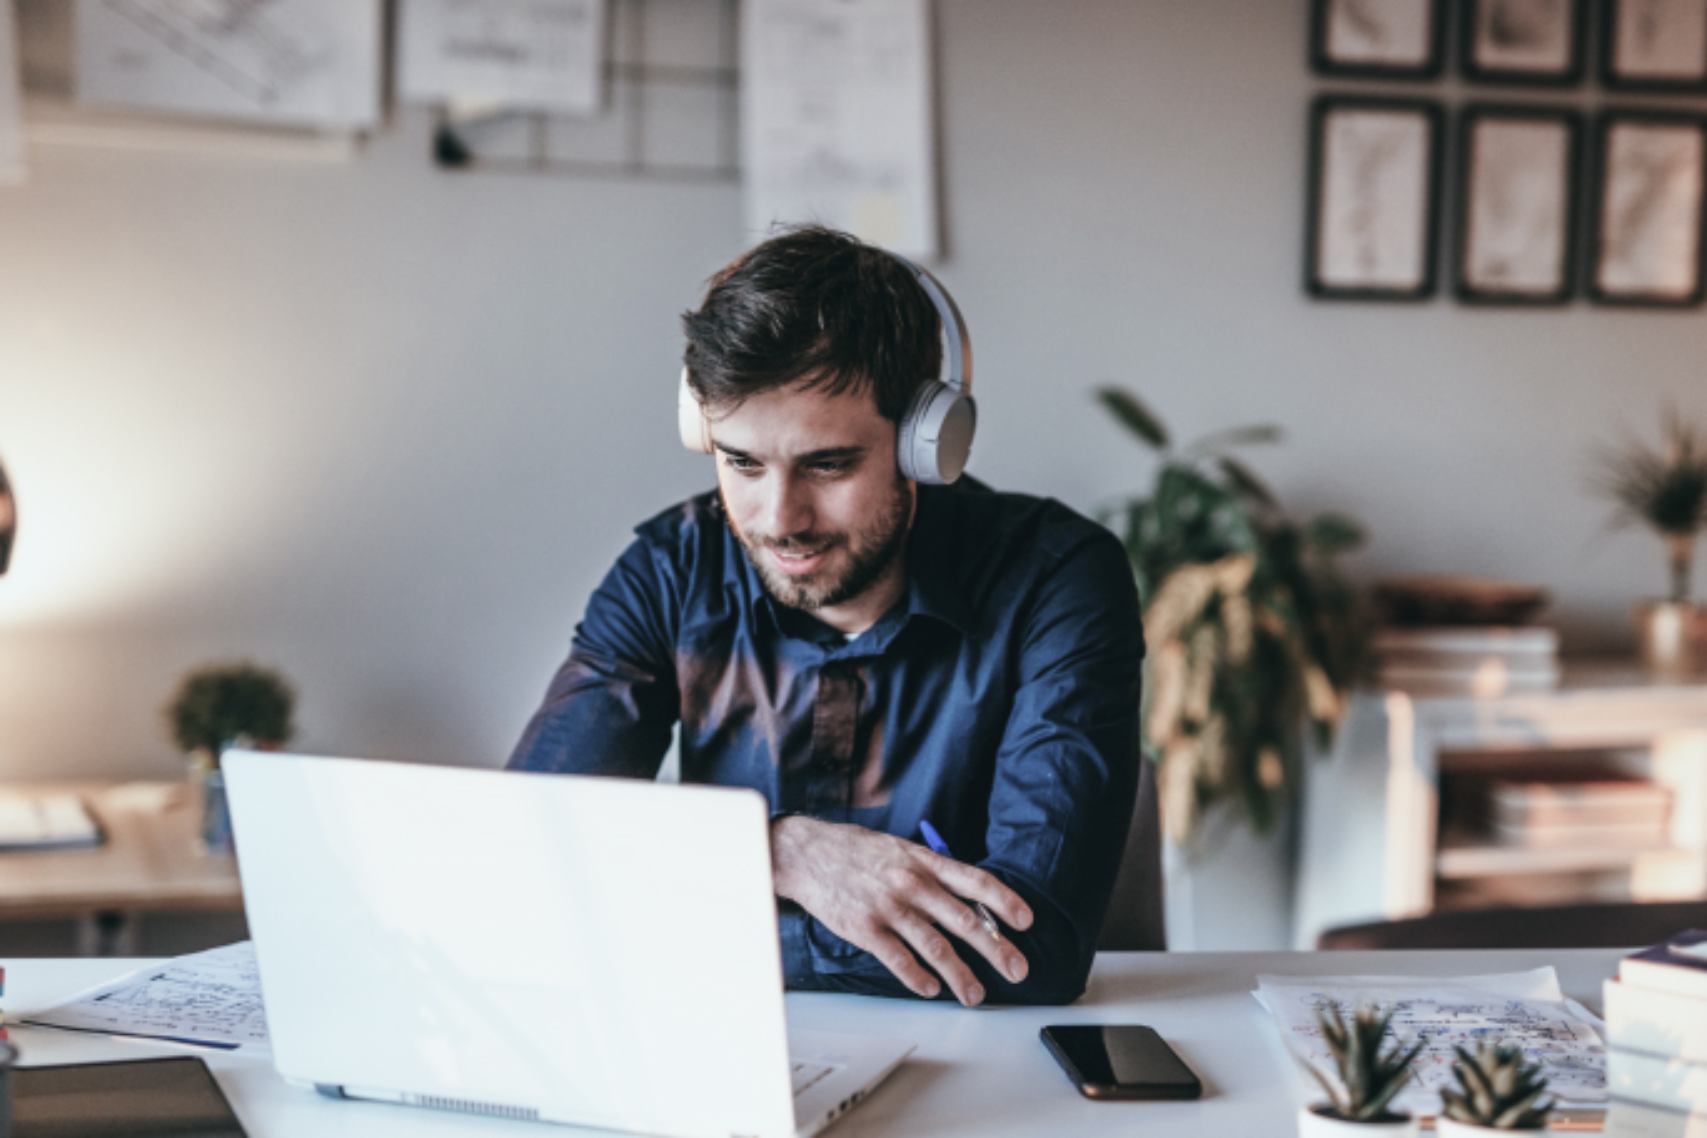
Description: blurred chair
xmin=1317 ymin=900 xmax=1707 ymax=951
xmin=1098 ymin=755 xmax=1166 ymax=951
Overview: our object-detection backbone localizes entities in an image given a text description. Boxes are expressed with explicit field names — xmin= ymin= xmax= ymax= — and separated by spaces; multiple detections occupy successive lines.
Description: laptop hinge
xmin=314 ymin=1084 xmax=347 ymax=1100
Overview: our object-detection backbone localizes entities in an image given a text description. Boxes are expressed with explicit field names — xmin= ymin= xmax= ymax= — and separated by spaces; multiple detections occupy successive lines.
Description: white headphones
xmin=677 ymin=253 xmax=976 ymax=485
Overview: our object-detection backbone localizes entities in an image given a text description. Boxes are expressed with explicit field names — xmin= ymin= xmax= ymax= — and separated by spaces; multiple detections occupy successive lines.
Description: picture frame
xmin=1454 ymin=105 xmax=1582 ymax=304
xmin=1462 ymin=0 xmax=1586 ymax=85
xmin=1601 ymin=0 xmax=1707 ymax=91
xmin=1310 ymin=0 xmax=1445 ymax=79
xmin=1588 ymin=111 xmax=1707 ymax=306
xmin=1305 ymin=96 xmax=1444 ymax=300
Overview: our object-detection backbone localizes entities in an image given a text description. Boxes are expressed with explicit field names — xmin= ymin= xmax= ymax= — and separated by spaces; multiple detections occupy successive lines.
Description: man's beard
xmin=727 ymin=476 xmax=913 ymax=613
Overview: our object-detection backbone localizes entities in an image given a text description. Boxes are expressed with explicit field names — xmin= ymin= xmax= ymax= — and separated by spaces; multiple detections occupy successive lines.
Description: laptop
xmin=223 ymin=750 xmax=914 ymax=1138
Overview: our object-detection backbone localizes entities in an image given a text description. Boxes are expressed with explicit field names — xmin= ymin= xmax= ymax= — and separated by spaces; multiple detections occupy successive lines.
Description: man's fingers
xmin=893 ymin=915 xmax=984 ymax=1007
xmin=863 ymin=929 xmax=941 ymax=1000
xmin=922 ymin=853 xmax=1034 ymax=932
xmin=917 ymin=891 xmax=1029 ymax=985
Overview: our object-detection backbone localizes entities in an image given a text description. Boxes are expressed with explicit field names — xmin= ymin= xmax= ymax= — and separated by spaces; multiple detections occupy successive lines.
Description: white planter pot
xmin=1436 ymin=1120 xmax=1531 ymax=1138
xmin=1297 ymin=1105 xmax=1419 ymax=1138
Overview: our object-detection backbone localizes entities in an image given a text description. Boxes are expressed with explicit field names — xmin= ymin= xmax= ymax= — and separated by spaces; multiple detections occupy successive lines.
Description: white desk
xmin=2 ymin=948 xmax=1621 ymax=1137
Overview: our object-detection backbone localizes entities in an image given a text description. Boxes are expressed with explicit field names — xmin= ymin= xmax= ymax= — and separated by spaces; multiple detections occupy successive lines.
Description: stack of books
xmin=1485 ymin=771 xmax=1673 ymax=851
xmin=1605 ymin=930 xmax=1707 ymax=1136
xmin=1372 ymin=626 xmax=1561 ymax=696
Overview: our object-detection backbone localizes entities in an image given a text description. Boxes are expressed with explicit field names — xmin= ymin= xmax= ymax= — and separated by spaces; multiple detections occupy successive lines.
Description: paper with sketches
xmin=23 ymin=941 xmax=269 ymax=1053
xmin=74 ymin=0 xmax=381 ymax=129
xmin=399 ymin=0 xmax=605 ymax=115
xmin=741 ymin=0 xmax=938 ymax=258
xmin=1 ymin=0 xmax=23 ymax=183
xmin=1256 ymin=969 xmax=1607 ymax=1117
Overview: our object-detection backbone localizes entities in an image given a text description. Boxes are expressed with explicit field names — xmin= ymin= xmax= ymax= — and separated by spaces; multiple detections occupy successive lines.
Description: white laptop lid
xmin=224 ymin=751 xmax=798 ymax=1138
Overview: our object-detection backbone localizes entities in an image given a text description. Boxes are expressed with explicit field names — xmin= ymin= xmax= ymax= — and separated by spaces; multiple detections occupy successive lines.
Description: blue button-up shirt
xmin=508 ymin=477 xmax=1144 ymax=1004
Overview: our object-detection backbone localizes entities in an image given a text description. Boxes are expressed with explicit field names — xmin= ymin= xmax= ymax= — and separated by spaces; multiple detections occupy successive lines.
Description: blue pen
xmin=917 ymin=820 xmax=1005 ymax=942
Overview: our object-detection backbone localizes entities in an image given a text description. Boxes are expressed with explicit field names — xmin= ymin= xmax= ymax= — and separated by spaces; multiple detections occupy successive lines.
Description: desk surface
xmin=1 ymin=948 xmax=1620 ymax=1137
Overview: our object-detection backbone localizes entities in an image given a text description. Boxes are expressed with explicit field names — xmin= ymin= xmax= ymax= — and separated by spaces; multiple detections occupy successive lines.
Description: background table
xmin=0 ymin=782 xmax=242 ymax=955
xmin=0 ymin=948 xmax=1622 ymax=1136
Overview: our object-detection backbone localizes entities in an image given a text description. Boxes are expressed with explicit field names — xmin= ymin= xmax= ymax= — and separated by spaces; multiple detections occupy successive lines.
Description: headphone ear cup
xmin=897 ymin=381 xmax=976 ymax=484
xmin=677 ymin=366 xmax=713 ymax=454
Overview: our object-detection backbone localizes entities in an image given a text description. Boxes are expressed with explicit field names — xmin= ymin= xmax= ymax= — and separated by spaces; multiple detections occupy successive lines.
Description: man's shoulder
xmin=632 ymin=489 xmax=723 ymax=552
xmin=925 ymin=478 xmax=1121 ymax=568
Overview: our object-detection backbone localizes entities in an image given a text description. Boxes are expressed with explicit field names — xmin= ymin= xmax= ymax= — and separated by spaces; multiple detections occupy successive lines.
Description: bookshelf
xmin=1293 ymin=664 xmax=1707 ymax=949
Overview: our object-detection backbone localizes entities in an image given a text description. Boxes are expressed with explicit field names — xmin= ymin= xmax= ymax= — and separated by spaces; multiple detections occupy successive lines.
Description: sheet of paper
xmin=74 ymin=0 xmax=382 ymax=130
xmin=23 ymin=941 xmax=269 ymax=1053
xmin=741 ymin=0 xmax=938 ymax=259
xmin=1255 ymin=969 xmax=1607 ymax=1117
xmin=398 ymin=0 xmax=605 ymax=116
xmin=1 ymin=0 xmax=23 ymax=183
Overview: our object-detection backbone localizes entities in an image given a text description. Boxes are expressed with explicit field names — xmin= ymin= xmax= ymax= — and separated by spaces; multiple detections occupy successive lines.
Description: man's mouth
xmin=768 ymin=543 xmax=835 ymax=577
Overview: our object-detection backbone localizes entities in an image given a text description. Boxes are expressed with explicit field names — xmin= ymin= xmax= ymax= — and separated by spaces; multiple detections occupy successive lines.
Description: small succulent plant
xmin=1303 ymin=1002 xmax=1425 ymax=1123
xmin=166 ymin=662 xmax=295 ymax=769
xmin=1441 ymin=1043 xmax=1554 ymax=1130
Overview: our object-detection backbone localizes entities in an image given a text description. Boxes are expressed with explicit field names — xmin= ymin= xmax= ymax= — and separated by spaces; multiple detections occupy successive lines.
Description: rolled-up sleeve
xmin=507 ymin=536 xmax=681 ymax=778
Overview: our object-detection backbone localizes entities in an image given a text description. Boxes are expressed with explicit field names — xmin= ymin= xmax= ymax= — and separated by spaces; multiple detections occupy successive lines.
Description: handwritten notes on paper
xmin=1255 ymin=969 xmax=1607 ymax=1117
xmin=24 ymin=942 xmax=269 ymax=1053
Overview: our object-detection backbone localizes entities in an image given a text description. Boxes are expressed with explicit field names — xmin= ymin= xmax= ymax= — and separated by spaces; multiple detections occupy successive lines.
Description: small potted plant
xmin=165 ymin=662 xmax=295 ymax=853
xmin=1596 ymin=411 xmax=1707 ymax=677
xmin=1298 ymin=1003 xmax=1425 ymax=1136
xmin=1437 ymin=1042 xmax=1554 ymax=1136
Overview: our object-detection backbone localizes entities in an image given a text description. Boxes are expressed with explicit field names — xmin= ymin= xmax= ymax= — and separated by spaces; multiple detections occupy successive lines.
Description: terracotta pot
xmin=1297 ymin=1105 xmax=1419 ymax=1137
xmin=1635 ymin=600 xmax=1707 ymax=678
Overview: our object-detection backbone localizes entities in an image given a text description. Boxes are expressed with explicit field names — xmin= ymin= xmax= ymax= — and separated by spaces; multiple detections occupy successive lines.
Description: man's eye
xmin=724 ymin=455 xmax=761 ymax=474
xmin=809 ymin=461 xmax=851 ymax=476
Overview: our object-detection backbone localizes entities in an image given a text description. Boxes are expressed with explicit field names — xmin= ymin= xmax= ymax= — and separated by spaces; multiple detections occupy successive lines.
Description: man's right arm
xmin=507 ymin=536 xmax=680 ymax=777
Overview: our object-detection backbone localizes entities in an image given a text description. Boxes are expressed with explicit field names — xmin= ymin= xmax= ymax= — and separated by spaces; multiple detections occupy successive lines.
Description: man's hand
xmin=770 ymin=816 xmax=1034 ymax=1006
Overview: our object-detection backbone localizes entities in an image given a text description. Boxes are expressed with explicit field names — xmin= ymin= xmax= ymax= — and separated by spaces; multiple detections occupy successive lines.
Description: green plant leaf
xmin=1185 ymin=424 xmax=1283 ymax=457
xmin=1306 ymin=513 xmax=1366 ymax=555
xmin=1218 ymin=457 xmax=1278 ymax=509
xmin=1096 ymin=387 xmax=1170 ymax=450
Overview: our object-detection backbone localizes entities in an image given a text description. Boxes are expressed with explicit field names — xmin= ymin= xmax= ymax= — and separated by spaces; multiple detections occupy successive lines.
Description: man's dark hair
xmin=681 ymin=225 xmax=942 ymax=424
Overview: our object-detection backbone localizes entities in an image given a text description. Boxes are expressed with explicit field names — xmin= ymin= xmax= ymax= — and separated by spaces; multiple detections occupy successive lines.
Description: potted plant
xmin=165 ymin=662 xmax=295 ymax=853
xmin=1437 ymin=1042 xmax=1554 ymax=1136
xmin=1298 ymin=1003 xmax=1425 ymax=1136
xmin=1096 ymin=387 xmax=1368 ymax=847
xmin=1596 ymin=411 xmax=1707 ymax=677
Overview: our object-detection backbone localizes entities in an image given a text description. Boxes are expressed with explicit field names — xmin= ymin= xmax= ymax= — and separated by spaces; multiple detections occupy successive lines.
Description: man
xmin=510 ymin=226 xmax=1147 ymax=1006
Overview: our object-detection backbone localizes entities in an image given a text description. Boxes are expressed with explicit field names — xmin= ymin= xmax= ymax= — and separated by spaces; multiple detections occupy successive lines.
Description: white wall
xmin=2 ymin=2 xmax=1706 ymax=940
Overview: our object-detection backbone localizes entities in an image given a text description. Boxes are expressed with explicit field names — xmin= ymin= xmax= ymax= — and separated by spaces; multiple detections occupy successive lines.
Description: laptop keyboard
xmin=790 ymin=1061 xmax=836 ymax=1097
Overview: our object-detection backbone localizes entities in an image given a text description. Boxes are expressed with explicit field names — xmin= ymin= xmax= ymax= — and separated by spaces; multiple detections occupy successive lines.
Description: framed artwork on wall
xmin=1588 ymin=111 xmax=1707 ymax=306
xmin=1305 ymin=96 xmax=1443 ymax=300
xmin=1310 ymin=0 xmax=1445 ymax=79
xmin=1602 ymin=0 xmax=1707 ymax=91
xmin=1455 ymin=105 xmax=1581 ymax=304
xmin=1462 ymin=0 xmax=1586 ymax=84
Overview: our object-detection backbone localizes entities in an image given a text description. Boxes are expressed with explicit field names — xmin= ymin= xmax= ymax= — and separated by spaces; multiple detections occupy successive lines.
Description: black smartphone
xmin=1040 ymin=1024 xmax=1203 ymax=1101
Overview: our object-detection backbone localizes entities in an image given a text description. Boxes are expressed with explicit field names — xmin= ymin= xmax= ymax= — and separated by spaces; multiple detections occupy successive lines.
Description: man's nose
xmin=764 ymin=474 xmax=814 ymax=538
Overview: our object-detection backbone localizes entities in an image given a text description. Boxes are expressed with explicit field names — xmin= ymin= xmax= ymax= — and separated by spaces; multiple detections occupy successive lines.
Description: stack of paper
xmin=1255 ymin=968 xmax=1608 ymax=1120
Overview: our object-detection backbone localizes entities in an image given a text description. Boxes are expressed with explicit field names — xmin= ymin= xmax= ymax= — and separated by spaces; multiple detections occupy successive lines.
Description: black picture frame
xmin=1454 ymin=105 xmax=1582 ymax=304
xmin=1305 ymin=95 xmax=1444 ymax=300
xmin=1461 ymin=0 xmax=1587 ymax=85
xmin=1310 ymin=0 xmax=1446 ymax=79
xmin=1601 ymin=0 xmax=1707 ymax=92
xmin=1587 ymin=110 xmax=1707 ymax=307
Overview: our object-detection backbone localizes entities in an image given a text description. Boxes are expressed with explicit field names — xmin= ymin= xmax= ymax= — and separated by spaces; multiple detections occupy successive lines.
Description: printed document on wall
xmin=742 ymin=0 xmax=938 ymax=259
xmin=73 ymin=0 xmax=383 ymax=130
xmin=398 ymin=0 xmax=606 ymax=116
xmin=1 ymin=0 xmax=23 ymax=183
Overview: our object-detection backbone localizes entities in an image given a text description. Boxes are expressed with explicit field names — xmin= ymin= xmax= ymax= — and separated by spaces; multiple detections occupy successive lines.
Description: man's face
xmin=710 ymin=382 xmax=913 ymax=619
